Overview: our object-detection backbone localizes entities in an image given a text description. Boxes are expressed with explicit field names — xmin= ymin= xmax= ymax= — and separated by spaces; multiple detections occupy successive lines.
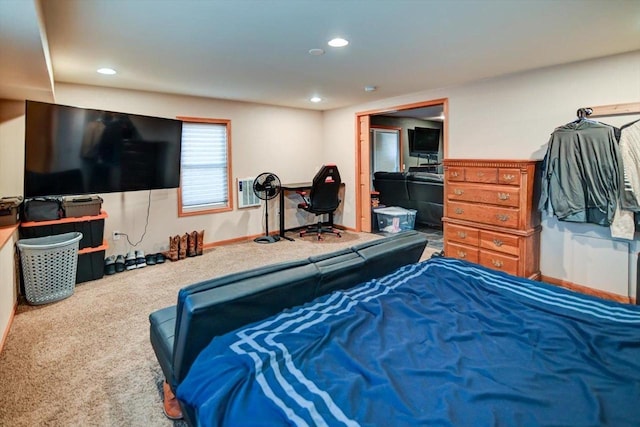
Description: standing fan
xmin=253 ymin=172 xmax=282 ymax=244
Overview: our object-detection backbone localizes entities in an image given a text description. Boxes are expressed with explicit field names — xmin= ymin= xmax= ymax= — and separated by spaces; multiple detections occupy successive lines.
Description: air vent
xmin=237 ymin=177 xmax=260 ymax=209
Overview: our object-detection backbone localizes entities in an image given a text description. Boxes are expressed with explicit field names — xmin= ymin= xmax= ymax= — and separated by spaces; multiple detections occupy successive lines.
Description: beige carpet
xmin=0 ymin=231 xmax=435 ymax=426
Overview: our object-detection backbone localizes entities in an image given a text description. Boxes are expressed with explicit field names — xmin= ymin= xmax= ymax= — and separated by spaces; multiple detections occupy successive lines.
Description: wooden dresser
xmin=442 ymin=159 xmax=541 ymax=279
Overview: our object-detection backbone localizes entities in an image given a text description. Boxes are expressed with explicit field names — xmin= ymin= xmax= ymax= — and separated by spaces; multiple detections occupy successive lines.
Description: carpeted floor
xmin=0 ymin=231 xmax=436 ymax=426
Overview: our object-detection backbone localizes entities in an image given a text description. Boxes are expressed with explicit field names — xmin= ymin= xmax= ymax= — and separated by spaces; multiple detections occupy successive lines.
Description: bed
xmin=176 ymin=257 xmax=640 ymax=426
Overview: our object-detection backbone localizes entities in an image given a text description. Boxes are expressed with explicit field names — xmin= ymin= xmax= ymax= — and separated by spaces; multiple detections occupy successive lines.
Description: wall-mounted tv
xmin=24 ymin=101 xmax=182 ymax=198
xmin=408 ymin=126 xmax=440 ymax=157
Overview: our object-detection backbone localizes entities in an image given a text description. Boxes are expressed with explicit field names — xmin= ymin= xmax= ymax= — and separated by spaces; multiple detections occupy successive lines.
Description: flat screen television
xmin=24 ymin=101 xmax=182 ymax=198
xmin=408 ymin=126 xmax=440 ymax=157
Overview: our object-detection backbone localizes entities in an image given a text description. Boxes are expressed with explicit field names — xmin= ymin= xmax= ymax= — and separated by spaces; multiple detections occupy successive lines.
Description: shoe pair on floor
xmin=104 ymin=251 xmax=166 ymax=275
xmin=167 ymin=230 xmax=204 ymax=262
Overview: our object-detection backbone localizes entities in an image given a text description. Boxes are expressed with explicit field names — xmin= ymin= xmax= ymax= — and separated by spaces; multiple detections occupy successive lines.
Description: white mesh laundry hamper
xmin=17 ymin=232 xmax=83 ymax=305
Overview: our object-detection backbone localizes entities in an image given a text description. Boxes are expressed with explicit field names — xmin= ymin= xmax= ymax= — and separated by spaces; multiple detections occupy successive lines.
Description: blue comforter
xmin=177 ymin=257 xmax=640 ymax=426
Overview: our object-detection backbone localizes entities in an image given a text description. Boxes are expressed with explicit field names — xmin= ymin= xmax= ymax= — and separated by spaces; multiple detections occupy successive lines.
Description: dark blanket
xmin=178 ymin=258 xmax=640 ymax=426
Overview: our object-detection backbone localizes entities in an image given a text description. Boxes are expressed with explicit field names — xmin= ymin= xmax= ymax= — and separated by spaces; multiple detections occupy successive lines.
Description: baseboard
xmin=541 ymin=275 xmax=635 ymax=305
xmin=202 ymin=224 xmax=354 ymax=250
xmin=0 ymin=301 xmax=17 ymax=354
xmin=203 ymin=232 xmax=273 ymax=249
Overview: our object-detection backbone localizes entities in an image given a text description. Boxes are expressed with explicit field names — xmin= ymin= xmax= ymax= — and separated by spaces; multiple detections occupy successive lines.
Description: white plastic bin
xmin=373 ymin=206 xmax=417 ymax=233
xmin=17 ymin=232 xmax=83 ymax=305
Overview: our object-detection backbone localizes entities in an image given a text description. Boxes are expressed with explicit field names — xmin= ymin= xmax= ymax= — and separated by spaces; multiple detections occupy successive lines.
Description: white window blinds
xmin=180 ymin=122 xmax=229 ymax=209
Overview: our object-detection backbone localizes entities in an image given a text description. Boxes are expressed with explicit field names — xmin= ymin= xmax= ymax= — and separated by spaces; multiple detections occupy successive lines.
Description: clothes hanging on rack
xmin=611 ymin=120 xmax=640 ymax=239
xmin=618 ymin=120 xmax=640 ymax=211
xmin=538 ymin=119 xmax=624 ymax=227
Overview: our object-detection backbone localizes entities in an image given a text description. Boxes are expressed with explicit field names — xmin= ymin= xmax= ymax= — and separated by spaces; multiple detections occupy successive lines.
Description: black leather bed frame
xmin=149 ymin=230 xmax=428 ymax=424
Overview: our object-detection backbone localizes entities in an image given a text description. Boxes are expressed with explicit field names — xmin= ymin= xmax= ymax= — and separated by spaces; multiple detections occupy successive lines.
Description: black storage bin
xmin=23 ymin=197 xmax=63 ymax=222
xmin=76 ymin=249 xmax=105 ymax=283
xmin=20 ymin=219 xmax=104 ymax=250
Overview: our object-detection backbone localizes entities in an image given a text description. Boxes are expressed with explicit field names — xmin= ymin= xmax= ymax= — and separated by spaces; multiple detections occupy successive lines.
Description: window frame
xmin=177 ymin=116 xmax=233 ymax=217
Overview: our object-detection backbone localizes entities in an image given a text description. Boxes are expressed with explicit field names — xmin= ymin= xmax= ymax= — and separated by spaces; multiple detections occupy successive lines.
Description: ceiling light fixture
xmin=308 ymin=48 xmax=325 ymax=56
xmin=328 ymin=38 xmax=349 ymax=48
xmin=310 ymin=96 xmax=322 ymax=103
xmin=97 ymin=68 xmax=116 ymax=75
xmin=364 ymin=85 xmax=377 ymax=92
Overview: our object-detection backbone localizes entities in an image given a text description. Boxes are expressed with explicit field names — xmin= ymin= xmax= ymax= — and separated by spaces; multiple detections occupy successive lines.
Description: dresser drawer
xmin=479 ymin=250 xmax=519 ymax=276
xmin=445 ymin=223 xmax=479 ymax=246
xmin=498 ymin=168 xmax=521 ymax=186
xmin=447 ymin=183 xmax=520 ymax=208
xmin=445 ymin=241 xmax=479 ymax=263
xmin=447 ymin=200 xmax=520 ymax=229
xmin=480 ymin=230 xmax=519 ymax=256
xmin=447 ymin=167 xmax=465 ymax=182
xmin=463 ymin=167 xmax=498 ymax=184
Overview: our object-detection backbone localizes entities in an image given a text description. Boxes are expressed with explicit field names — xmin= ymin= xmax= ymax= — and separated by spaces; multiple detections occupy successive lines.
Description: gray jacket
xmin=538 ymin=120 xmax=623 ymax=226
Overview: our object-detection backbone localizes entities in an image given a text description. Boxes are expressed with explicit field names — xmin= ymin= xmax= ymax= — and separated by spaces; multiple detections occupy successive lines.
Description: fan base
xmin=254 ymin=235 xmax=281 ymax=244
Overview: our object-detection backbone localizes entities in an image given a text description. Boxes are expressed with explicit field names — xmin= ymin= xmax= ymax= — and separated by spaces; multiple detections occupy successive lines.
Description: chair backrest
xmin=308 ymin=164 xmax=341 ymax=214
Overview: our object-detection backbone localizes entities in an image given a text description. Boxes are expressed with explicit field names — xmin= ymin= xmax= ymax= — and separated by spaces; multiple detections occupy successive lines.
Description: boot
xmin=179 ymin=233 xmax=188 ymax=260
xmin=168 ymin=235 xmax=179 ymax=262
xmin=187 ymin=231 xmax=197 ymax=257
xmin=196 ymin=229 xmax=205 ymax=255
xmin=162 ymin=381 xmax=183 ymax=420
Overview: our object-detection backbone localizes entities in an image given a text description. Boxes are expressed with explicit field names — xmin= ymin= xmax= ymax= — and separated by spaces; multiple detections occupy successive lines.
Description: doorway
xmin=355 ymin=98 xmax=448 ymax=233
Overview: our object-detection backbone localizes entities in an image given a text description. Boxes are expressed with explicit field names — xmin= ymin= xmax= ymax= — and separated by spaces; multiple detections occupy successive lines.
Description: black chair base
xmin=300 ymin=222 xmax=341 ymax=240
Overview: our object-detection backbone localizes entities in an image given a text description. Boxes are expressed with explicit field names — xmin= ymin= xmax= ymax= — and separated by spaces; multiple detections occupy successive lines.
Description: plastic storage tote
xmin=0 ymin=196 xmax=22 ymax=226
xmin=17 ymin=232 xmax=83 ymax=305
xmin=373 ymin=206 xmax=417 ymax=233
xmin=62 ymin=195 xmax=103 ymax=218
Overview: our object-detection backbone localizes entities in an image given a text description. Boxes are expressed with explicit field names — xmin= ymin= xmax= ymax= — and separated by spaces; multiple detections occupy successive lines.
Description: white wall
xmin=323 ymin=50 xmax=640 ymax=297
xmin=0 ymin=101 xmax=25 ymax=348
xmin=0 ymin=230 xmax=18 ymax=352
xmin=0 ymin=101 xmax=25 ymax=197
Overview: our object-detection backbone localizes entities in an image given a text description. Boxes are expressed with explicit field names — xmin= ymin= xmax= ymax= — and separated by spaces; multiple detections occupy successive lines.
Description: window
xmin=178 ymin=117 xmax=233 ymax=216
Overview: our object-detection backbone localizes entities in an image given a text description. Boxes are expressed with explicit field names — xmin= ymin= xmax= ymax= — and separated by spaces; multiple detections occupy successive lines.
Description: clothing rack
xmin=577 ymin=102 xmax=640 ymax=118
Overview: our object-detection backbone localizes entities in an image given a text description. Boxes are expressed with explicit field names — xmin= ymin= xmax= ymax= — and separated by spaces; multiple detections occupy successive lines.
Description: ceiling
xmin=381 ymin=105 xmax=445 ymax=122
xmin=1 ymin=0 xmax=639 ymax=111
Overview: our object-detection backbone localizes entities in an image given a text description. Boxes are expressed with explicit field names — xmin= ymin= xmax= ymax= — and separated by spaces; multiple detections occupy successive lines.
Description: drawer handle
xmin=454 ymin=189 xmax=464 ymax=195
xmin=493 ymin=239 xmax=504 ymax=247
xmin=477 ymin=171 xmax=485 ymax=177
xmin=497 ymin=192 xmax=510 ymax=200
xmin=455 ymin=208 xmax=464 ymax=215
xmin=503 ymin=174 xmax=515 ymax=181
xmin=496 ymin=214 xmax=510 ymax=222
xmin=451 ymin=172 xmax=459 ymax=178
xmin=457 ymin=250 xmax=467 ymax=258
xmin=492 ymin=259 xmax=504 ymax=268
xmin=457 ymin=231 xmax=467 ymax=239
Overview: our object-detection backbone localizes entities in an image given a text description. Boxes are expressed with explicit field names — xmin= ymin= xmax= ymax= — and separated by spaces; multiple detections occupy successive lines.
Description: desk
xmin=279 ymin=182 xmax=335 ymax=241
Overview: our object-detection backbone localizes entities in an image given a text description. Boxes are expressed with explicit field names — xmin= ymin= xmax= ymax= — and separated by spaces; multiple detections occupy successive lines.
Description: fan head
xmin=253 ymin=172 xmax=281 ymax=200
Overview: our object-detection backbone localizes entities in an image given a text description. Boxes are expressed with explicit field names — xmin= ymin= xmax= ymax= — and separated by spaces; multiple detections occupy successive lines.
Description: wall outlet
xmin=112 ymin=231 xmax=120 ymax=241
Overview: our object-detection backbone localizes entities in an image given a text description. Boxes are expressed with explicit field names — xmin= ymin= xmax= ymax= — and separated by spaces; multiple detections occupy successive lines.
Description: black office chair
xmin=297 ymin=165 xmax=342 ymax=240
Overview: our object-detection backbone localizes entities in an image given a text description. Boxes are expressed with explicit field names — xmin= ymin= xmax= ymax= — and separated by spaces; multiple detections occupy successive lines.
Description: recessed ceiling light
xmin=308 ymin=48 xmax=325 ymax=56
xmin=97 ymin=67 xmax=117 ymax=75
xmin=364 ymin=85 xmax=377 ymax=92
xmin=310 ymin=96 xmax=322 ymax=103
xmin=328 ymin=38 xmax=349 ymax=48
xmin=97 ymin=68 xmax=116 ymax=75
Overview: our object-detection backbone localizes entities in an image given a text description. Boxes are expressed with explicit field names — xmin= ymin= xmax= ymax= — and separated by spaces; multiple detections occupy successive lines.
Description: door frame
xmin=354 ymin=98 xmax=449 ymax=232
